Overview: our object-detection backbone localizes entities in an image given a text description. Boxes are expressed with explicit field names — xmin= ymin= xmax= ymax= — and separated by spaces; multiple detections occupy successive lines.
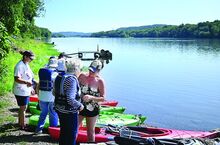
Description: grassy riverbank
xmin=0 ymin=38 xmax=59 ymax=129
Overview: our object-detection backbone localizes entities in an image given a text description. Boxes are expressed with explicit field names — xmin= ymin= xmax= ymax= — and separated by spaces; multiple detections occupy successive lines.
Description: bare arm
xmin=14 ymin=76 xmax=32 ymax=87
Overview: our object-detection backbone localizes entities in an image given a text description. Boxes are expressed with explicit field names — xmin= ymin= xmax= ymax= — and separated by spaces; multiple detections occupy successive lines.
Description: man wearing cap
xmin=35 ymin=57 xmax=59 ymax=133
xmin=13 ymin=50 xmax=35 ymax=130
xmin=78 ymin=60 xmax=106 ymax=142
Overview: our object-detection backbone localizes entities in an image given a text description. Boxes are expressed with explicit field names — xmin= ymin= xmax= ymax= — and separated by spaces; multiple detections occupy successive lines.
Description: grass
xmin=0 ymin=38 xmax=60 ymax=126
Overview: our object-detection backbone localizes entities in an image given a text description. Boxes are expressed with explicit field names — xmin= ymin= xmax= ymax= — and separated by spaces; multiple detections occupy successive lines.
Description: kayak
xmin=28 ymin=113 xmax=144 ymax=128
xmin=48 ymin=125 xmax=218 ymax=143
xmin=28 ymin=104 xmax=126 ymax=115
xmin=120 ymin=126 xmax=215 ymax=138
xmin=49 ymin=126 xmax=114 ymax=143
xmin=29 ymin=95 xmax=118 ymax=106
xmin=95 ymin=113 xmax=145 ymax=127
xmin=114 ymin=135 xmax=220 ymax=145
xmin=29 ymin=94 xmax=38 ymax=102
xmin=99 ymin=100 xmax=118 ymax=107
xmin=100 ymin=105 xmax=126 ymax=113
xmin=100 ymin=112 xmax=146 ymax=124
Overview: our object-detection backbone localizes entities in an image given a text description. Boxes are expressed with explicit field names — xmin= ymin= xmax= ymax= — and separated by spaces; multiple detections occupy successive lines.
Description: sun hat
xmin=89 ymin=60 xmax=103 ymax=73
xmin=23 ymin=50 xmax=35 ymax=60
xmin=48 ymin=58 xmax=58 ymax=68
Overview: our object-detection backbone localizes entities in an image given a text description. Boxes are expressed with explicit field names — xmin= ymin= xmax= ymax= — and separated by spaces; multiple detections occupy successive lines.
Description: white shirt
xmin=13 ymin=60 xmax=34 ymax=96
xmin=38 ymin=68 xmax=58 ymax=102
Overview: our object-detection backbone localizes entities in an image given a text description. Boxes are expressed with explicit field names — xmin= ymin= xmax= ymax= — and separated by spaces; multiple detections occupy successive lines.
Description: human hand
xmin=26 ymin=81 xmax=32 ymax=87
xmin=79 ymin=105 xmax=84 ymax=111
xmin=82 ymin=95 xmax=92 ymax=102
xmin=31 ymin=89 xmax=35 ymax=95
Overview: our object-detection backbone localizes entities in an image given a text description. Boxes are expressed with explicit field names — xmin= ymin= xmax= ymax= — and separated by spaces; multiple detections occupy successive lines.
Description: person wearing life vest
xmin=53 ymin=59 xmax=84 ymax=145
xmin=35 ymin=57 xmax=59 ymax=133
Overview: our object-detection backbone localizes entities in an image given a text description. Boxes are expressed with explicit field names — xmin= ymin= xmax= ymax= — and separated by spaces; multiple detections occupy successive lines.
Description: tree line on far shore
xmin=91 ymin=20 xmax=220 ymax=39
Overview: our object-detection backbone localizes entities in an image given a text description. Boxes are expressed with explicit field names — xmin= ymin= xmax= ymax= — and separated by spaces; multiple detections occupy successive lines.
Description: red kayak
xmin=99 ymin=100 xmax=118 ymax=107
xmin=125 ymin=126 xmax=214 ymax=138
xmin=30 ymin=95 xmax=118 ymax=106
xmin=30 ymin=94 xmax=38 ymax=102
xmin=49 ymin=127 xmax=114 ymax=143
xmin=114 ymin=127 xmax=220 ymax=145
xmin=48 ymin=125 xmax=216 ymax=143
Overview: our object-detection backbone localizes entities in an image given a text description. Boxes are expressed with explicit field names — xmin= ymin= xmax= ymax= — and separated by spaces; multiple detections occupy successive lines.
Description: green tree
xmin=0 ymin=0 xmax=44 ymax=35
xmin=0 ymin=0 xmax=45 ymax=60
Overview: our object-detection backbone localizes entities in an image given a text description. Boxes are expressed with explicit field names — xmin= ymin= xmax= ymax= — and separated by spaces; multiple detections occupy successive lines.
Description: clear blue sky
xmin=35 ymin=0 xmax=220 ymax=33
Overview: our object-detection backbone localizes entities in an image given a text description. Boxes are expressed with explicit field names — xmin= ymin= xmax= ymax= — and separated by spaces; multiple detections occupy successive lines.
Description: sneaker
xmin=35 ymin=130 xmax=42 ymax=134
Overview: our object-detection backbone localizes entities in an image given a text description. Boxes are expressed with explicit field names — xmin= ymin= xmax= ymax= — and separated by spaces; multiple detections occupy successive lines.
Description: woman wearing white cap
xmin=78 ymin=59 xmax=106 ymax=142
xmin=35 ymin=57 xmax=59 ymax=133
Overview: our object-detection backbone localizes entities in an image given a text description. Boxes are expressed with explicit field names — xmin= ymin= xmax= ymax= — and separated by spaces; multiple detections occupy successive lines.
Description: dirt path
xmin=0 ymin=94 xmax=116 ymax=145
xmin=0 ymin=93 xmax=58 ymax=145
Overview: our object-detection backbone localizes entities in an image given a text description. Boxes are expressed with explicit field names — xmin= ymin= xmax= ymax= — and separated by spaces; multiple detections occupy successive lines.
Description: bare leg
xmin=76 ymin=115 xmax=85 ymax=140
xmin=86 ymin=116 xmax=98 ymax=142
xmin=78 ymin=115 xmax=85 ymax=127
xmin=18 ymin=105 xmax=27 ymax=128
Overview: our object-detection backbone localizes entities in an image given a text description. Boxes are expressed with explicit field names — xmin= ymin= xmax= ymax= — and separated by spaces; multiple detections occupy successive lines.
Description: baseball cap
xmin=23 ymin=50 xmax=35 ymax=60
xmin=89 ymin=60 xmax=103 ymax=73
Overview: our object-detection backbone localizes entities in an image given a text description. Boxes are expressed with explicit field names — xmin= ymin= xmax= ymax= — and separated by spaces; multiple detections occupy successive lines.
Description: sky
xmin=35 ymin=0 xmax=220 ymax=33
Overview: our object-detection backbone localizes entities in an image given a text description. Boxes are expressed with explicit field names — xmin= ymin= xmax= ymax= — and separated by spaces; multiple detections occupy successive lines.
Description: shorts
xmin=79 ymin=103 xmax=100 ymax=117
xmin=15 ymin=95 xmax=30 ymax=106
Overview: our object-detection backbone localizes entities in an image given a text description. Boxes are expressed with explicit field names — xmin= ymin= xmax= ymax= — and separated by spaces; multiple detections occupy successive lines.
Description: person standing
xmin=78 ymin=60 xmax=106 ymax=142
xmin=35 ymin=57 xmax=59 ymax=133
xmin=57 ymin=52 xmax=67 ymax=74
xmin=13 ymin=50 xmax=35 ymax=130
xmin=54 ymin=59 xmax=84 ymax=145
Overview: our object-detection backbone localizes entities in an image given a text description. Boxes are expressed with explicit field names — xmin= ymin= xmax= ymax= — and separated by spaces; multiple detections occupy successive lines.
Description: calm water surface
xmin=52 ymin=37 xmax=220 ymax=131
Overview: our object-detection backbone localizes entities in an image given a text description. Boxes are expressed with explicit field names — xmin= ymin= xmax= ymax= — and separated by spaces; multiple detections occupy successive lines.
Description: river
xmin=52 ymin=37 xmax=220 ymax=131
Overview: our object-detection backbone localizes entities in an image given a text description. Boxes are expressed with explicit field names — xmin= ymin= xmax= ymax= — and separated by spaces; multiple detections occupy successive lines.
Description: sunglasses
xmin=29 ymin=56 xmax=34 ymax=61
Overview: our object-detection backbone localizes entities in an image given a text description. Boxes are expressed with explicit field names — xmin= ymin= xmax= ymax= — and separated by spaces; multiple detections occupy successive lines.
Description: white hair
xmin=65 ymin=58 xmax=82 ymax=74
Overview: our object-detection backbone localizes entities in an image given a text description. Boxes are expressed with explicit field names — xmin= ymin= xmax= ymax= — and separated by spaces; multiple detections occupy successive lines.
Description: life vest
xmin=38 ymin=68 xmax=57 ymax=91
xmin=54 ymin=74 xmax=79 ymax=112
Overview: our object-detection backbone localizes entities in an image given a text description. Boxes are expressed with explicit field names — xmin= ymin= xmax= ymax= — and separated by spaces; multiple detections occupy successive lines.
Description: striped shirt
xmin=54 ymin=75 xmax=82 ymax=114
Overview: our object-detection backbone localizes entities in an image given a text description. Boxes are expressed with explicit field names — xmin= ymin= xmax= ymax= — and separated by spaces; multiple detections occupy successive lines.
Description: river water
xmin=52 ymin=37 xmax=220 ymax=131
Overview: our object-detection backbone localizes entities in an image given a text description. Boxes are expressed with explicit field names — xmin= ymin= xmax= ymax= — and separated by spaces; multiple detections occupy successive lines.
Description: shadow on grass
xmin=8 ymin=108 xmax=19 ymax=113
xmin=0 ymin=123 xmax=19 ymax=133
xmin=0 ymin=133 xmax=57 ymax=144
xmin=0 ymin=123 xmax=57 ymax=144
